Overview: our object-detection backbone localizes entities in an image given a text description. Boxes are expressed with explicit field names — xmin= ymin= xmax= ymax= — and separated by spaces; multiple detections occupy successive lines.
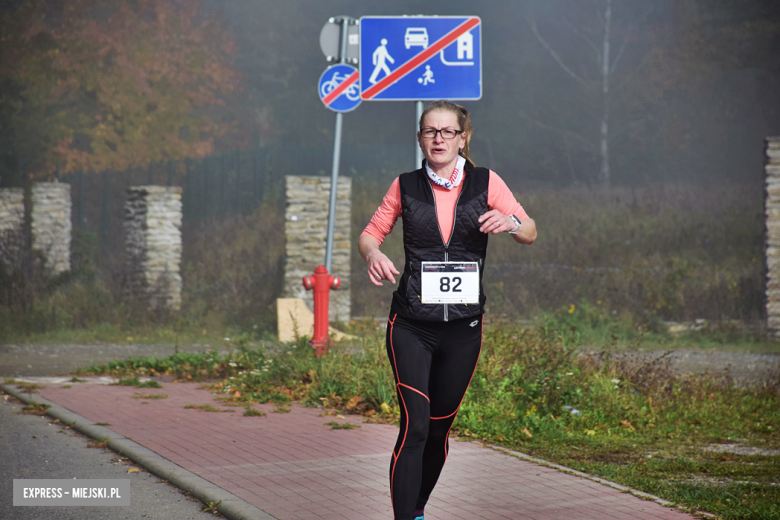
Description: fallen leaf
xmin=233 ymin=390 xmax=241 ymax=400
xmin=521 ymin=427 xmax=533 ymax=438
xmin=345 ymin=395 xmax=362 ymax=410
xmin=127 ymin=467 xmax=140 ymax=473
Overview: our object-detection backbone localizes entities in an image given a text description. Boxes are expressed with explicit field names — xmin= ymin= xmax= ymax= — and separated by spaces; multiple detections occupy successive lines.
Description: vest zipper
xmin=426 ymin=178 xmax=465 ymax=322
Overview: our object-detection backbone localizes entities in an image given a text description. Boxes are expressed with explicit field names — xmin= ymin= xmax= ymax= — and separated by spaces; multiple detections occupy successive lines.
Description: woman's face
xmin=417 ymin=110 xmax=464 ymax=171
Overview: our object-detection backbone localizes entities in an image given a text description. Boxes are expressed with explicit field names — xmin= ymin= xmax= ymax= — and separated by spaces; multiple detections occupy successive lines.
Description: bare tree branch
xmin=518 ymin=110 xmax=596 ymax=152
xmin=610 ymin=26 xmax=633 ymax=75
xmin=591 ymin=0 xmax=606 ymax=27
xmin=527 ymin=16 xmax=590 ymax=89
xmin=563 ymin=19 xmax=602 ymax=65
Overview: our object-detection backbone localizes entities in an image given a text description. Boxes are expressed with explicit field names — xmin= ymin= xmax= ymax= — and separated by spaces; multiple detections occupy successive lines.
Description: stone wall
xmin=124 ymin=186 xmax=183 ymax=311
xmin=0 ymin=188 xmax=24 ymax=235
xmin=31 ymin=183 xmax=72 ymax=274
xmin=765 ymin=137 xmax=780 ymax=339
xmin=283 ymin=176 xmax=351 ymax=322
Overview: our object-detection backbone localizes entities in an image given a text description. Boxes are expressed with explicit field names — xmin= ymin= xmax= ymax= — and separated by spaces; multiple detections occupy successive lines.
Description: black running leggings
xmin=386 ymin=312 xmax=483 ymax=520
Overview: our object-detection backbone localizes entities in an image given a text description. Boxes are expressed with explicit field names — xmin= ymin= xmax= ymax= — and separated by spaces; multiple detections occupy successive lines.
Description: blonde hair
xmin=419 ymin=100 xmax=475 ymax=167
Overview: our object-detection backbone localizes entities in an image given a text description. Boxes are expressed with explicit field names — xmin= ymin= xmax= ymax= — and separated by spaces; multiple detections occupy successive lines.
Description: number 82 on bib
xmin=420 ymin=262 xmax=480 ymax=304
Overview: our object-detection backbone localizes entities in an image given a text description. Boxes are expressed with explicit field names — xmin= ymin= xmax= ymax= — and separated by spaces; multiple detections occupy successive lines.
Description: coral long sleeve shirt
xmin=361 ymin=170 xmax=529 ymax=246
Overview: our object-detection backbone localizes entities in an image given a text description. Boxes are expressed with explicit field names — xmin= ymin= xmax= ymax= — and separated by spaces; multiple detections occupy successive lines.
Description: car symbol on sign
xmin=405 ymin=28 xmax=428 ymax=49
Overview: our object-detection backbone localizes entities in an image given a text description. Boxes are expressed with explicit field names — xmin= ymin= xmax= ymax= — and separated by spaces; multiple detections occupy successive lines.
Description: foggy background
xmin=211 ymin=0 xmax=780 ymax=188
xmin=2 ymin=0 xmax=779 ymax=336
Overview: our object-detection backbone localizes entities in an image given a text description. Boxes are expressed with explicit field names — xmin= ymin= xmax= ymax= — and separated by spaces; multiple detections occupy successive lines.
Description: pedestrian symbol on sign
xmin=369 ymin=38 xmax=395 ymax=85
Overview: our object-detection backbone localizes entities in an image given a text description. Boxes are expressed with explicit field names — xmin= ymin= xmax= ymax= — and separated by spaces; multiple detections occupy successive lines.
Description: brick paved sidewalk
xmin=35 ymin=380 xmax=696 ymax=520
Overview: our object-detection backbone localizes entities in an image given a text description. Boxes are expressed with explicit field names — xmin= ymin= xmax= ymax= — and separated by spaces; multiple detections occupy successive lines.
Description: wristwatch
xmin=508 ymin=215 xmax=522 ymax=235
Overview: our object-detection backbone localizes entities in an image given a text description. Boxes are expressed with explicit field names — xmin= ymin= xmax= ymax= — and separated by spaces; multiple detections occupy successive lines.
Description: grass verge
xmin=79 ymin=316 xmax=779 ymax=519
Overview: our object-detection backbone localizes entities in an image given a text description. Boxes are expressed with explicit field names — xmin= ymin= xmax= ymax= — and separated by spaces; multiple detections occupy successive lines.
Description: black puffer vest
xmin=390 ymin=161 xmax=490 ymax=322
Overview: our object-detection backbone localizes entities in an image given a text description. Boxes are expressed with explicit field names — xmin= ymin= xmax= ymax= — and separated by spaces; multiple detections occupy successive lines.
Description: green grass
xmin=2 ymin=183 xmax=766 ymax=349
xmin=325 ymin=421 xmax=360 ymax=430
xmin=3 ymin=321 xmax=232 ymax=346
xmin=111 ymin=377 xmax=163 ymax=389
xmin=537 ymin=299 xmax=780 ymax=354
xmin=73 ymin=308 xmax=779 ymax=518
xmin=184 ymin=404 xmax=233 ymax=413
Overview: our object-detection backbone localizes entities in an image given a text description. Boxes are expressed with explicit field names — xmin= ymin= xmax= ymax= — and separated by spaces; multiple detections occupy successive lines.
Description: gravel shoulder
xmin=1 ymin=342 xmax=779 ymax=385
xmin=0 ymin=343 xmax=228 ymax=378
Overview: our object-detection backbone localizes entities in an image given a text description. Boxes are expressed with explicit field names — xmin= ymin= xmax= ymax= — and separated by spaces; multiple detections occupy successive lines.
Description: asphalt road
xmin=0 ymin=343 xmax=228 ymax=378
xmin=0 ymin=393 xmax=222 ymax=520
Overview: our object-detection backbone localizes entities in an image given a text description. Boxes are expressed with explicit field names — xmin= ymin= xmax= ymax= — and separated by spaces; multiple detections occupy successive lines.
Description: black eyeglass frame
xmin=419 ymin=128 xmax=464 ymax=140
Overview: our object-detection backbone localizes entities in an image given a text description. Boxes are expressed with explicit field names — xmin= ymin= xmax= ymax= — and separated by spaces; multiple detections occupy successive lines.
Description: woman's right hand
xmin=365 ymin=248 xmax=400 ymax=286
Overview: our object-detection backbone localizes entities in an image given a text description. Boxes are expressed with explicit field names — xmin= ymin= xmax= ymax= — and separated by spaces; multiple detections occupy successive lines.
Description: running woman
xmin=358 ymin=100 xmax=537 ymax=520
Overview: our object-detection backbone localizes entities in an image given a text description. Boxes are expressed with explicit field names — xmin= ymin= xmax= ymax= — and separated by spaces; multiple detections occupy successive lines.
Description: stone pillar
xmin=283 ymin=176 xmax=351 ymax=322
xmin=31 ymin=183 xmax=72 ymax=274
xmin=765 ymin=137 xmax=780 ymax=339
xmin=124 ymin=186 xmax=182 ymax=311
xmin=0 ymin=188 xmax=24 ymax=235
xmin=0 ymin=188 xmax=25 ymax=265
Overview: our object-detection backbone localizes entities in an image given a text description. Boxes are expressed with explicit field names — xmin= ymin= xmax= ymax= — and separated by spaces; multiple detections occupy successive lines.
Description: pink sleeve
xmin=488 ymin=170 xmax=529 ymax=219
xmin=361 ymin=178 xmax=402 ymax=246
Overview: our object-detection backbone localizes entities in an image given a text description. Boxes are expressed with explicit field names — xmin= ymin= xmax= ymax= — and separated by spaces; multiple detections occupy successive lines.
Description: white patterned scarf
xmin=425 ymin=155 xmax=466 ymax=190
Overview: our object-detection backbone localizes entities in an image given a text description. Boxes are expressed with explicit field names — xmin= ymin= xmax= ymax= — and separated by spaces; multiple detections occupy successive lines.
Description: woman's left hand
xmin=478 ymin=210 xmax=513 ymax=234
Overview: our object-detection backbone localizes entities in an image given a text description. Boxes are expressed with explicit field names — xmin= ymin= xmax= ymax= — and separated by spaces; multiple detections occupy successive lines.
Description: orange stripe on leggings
xmin=388 ymin=313 xmax=403 ymax=516
xmin=397 ymin=382 xmax=429 ymax=402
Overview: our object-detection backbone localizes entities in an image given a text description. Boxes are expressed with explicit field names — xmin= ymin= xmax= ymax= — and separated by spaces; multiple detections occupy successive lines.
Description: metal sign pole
xmin=324 ymin=18 xmax=350 ymax=273
xmin=415 ymin=101 xmax=424 ymax=170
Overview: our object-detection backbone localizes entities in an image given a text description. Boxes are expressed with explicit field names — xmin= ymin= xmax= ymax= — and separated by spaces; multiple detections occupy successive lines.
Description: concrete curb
xmin=2 ymin=384 xmax=278 ymax=520
xmin=483 ymin=443 xmax=716 ymax=520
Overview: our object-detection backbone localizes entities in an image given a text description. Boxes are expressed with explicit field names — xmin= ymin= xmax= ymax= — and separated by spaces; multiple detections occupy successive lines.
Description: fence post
xmin=77 ymin=170 xmax=84 ymax=230
xmin=235 ymin=149 xmax=241 ymax=215
xmin=220 ymin=153 xmax=226 ymax=219
xmin=100 ymin=171 xmax=109 ymax=261
xmin=203 ymin=157 xmax=209 ymax=222
xmin=183 ymin=158 xmax=190 ymax=225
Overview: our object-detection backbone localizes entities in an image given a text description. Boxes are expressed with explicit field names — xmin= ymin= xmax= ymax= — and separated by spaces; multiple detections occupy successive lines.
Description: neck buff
xmin=425 ymin=155 xmax=466 ymax=190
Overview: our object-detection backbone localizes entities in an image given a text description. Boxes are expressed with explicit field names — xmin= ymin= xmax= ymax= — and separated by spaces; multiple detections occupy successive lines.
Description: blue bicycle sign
xmin=318 ymin=64 xmax=362 ymax=113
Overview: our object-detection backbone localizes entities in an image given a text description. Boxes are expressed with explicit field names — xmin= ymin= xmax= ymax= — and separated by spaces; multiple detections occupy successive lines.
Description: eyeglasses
xmin=420 ymin=128 xmax=463 ymax=140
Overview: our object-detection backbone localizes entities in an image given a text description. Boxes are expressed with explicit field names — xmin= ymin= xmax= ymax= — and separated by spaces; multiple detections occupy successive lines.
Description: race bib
xmin=420 ymin=262 xmax=480 ymax=304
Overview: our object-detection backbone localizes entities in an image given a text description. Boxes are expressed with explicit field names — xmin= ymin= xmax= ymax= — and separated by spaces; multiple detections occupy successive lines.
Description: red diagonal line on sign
xmin=361 ymin=17 xmax=480 ymax=100
xmin=323 ymin=71 xmax=360 ymax=106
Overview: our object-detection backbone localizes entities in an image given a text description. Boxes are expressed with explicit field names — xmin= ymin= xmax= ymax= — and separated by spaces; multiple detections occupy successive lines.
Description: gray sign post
xmin=320 ymin=16 xmax=358 ymax=273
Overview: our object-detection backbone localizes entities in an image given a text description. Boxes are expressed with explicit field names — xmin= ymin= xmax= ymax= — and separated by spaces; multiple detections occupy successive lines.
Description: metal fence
xmin=58 ymin=142 xmax=410 ymax=266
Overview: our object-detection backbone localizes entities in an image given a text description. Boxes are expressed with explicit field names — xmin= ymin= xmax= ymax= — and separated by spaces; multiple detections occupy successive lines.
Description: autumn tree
xmin=0 ymin=0 xmax=241 ymax=182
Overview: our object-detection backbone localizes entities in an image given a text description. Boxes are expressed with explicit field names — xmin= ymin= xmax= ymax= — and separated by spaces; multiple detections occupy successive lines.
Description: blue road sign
xmin=360 ymin=16 xmax=482 ymax=101
xmin=319 ymin=64 xmax=362 ymax=112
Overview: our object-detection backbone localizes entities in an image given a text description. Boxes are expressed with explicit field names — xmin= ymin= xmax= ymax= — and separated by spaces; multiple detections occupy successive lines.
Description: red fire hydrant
xmin=302 ymin=265 xmax=340 ymax=355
